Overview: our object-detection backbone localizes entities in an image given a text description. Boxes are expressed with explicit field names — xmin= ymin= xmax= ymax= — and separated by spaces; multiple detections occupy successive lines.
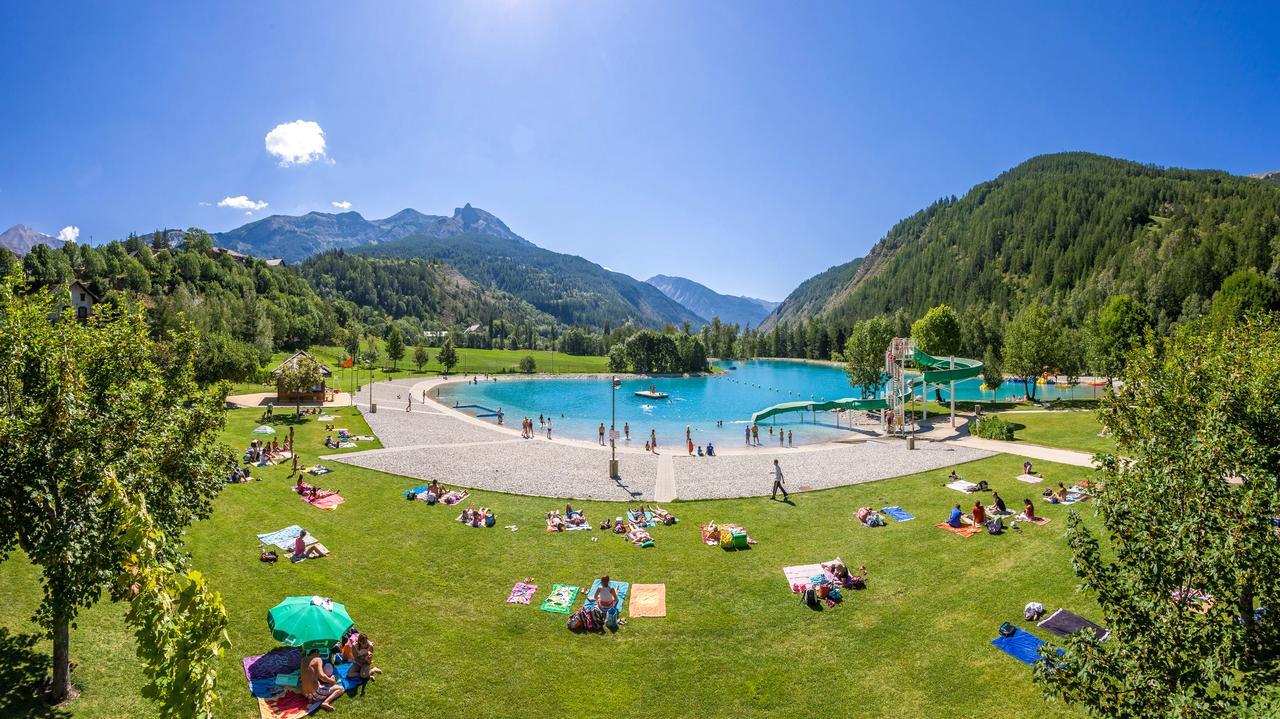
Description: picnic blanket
xmin=256 ymin=692 xmax=312 ymax=719
xmin=256 ymin=526 xmax=318 ymax=551
xmin=539 ymin=584 xmax=579 ymax=614
xmin=946 ymin=480 xmax=979 ymax=493
xmin=296 ymin=484 xmax=345 ymax=510
xmin=992 ymin=628 xmax=1051 ymax=665
xmin=629 ymin=584 xmax=666 ymax=617
xmin=935 ymin=522 xmax=982 ymax=538
xmin=783 ymin=559 xmax=840 ymax=592
xmin=244 ymin=650 xmax=362 ymax=718
xmin=582 ymin=579 xmax=629 ymax=611
xmin=1016 ymin=473 xmax=1042 ymax=483
xmin=882 ymin=506 xmax=915 ymax=522
xmin=1038 ymin=608 xmax=1109 ymax=640
xmin=1017 ymin=515 xmax=1051 ymax=526
xmin=506 ymin=582 xmax=538 ymax=604
xmin=306 ymin=465 xmax=333 ymax=476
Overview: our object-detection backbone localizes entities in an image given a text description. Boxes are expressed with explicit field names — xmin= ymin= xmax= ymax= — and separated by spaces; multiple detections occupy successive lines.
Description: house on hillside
xmin=270 ymin=351 xmax=334 ymax=403
xmin=41 ymin=279 xmax=100 ymax=322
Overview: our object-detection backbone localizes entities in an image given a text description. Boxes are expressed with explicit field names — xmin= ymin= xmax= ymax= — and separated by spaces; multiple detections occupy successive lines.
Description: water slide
xmin=749 ymin=343 xmax=983 ymax=426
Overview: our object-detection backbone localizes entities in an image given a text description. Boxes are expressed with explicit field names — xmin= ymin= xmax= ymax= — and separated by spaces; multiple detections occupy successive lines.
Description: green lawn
xmin=996 ymin=411 xmax=1116 ymax=455
xmin=0 ymin=408 xmax=1103 ymax=718
xmin=224 ymin=345 xmax=610 ymax=397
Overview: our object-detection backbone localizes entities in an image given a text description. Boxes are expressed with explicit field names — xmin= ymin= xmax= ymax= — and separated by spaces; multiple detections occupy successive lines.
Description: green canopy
xmin=267 ymin=596 xmax=353 ymax=649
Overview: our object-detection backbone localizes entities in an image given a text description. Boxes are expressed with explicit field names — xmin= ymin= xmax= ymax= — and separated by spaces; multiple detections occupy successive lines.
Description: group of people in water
xmin=744 ymin=424 xmax=795 ymax=447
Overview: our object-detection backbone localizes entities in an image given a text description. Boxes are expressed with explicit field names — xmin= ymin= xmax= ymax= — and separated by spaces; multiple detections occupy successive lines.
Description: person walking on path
xmin=770 ymin=459 xmax=789 ymax=501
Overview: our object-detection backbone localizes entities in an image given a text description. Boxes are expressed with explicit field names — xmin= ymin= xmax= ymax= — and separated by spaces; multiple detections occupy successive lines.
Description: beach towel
xmin=1016 ymin=473 xmax=1042 ymax=483
xmin=317 ymin=415 xmax=336 ymax=421
xmin=402 ymin=485 xmax=427 ymax=496
xmin=441 ymin=490 xmax=469 ymax=506
xmin=934 ymin=522 xmax=982 ymax=538
xmin=782 ymin=559 xmax=840 ymax=591
xmin=1017 ymin=515 xmax=1051 ymax=526
xmin=946 ymin=480 xmax=979 ymax=493
xmin=629 ymin=584 xmax=667 ymax=617
xmin=256 ymin=692 xmax=312 ymax=719
xmin=506 ymin=582 xmax=538 ymax=604
xmin=582 ymin=579 xmax=629 ymax=611
xmin=882 ymin=506 xmax=915 ymax=522
xmin=540 ymin=584 xmax=579 ymax=614
xmin=992 ymin=628 xmax=1053 ymax=665
xmin=243 ymin=649 xmax=303 ymax=682
xmin=1038 ymin=608 xmax=1109 ymax=640
xmin=354 ymin=435 xmax=375 ymax=442
xmin=256 ymin=526 xmax=318 ymax=551
xmin=337 ymin=442 xmax=356 ymax=449
xmin=306 ymin=466 xmax=332 ymax=476
xmin=627 ymin=510 xmax=655 ymax=527
xmin=295 ymin=485 xmax=345 ymax=510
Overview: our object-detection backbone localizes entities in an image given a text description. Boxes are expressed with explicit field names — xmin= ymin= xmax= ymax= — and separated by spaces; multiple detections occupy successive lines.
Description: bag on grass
xmin=999 ymin=622 xmax=1018 ymax=637
xmin=801 ymin=587 xmax=819 ymax=608
xmin=406 ymin=491 xmax=418 ymax=501
xmin=568 ymin=607 xmax=604 ymax=632
xmin=986 ymin=517 xmax=1004 ymax=535
xmin=848 ymin=575 xmax=866 ymax=590
xmin=866 ymin=513 xmax=885 ymax=527
xmin=259 ymin=550 xmax=278 ymax=563
xmin=1024 ymin=602 xmax=1045 ymax=621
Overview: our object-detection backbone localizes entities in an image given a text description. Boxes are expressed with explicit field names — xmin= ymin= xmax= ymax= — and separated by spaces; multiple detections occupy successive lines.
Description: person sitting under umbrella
xmin=301 ymin=648 xmax=345 ymax=711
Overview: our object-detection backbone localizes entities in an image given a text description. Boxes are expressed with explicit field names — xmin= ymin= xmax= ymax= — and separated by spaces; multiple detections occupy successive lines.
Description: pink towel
xmin=506 ymin=582 xmax=538 ymax=604
xmin=308 ymin=492 xmax=346 ymax=510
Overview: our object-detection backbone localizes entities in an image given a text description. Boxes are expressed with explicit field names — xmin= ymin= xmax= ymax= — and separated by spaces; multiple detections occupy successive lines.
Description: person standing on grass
xmin=771 ymin=459 xmax=789 ymax=501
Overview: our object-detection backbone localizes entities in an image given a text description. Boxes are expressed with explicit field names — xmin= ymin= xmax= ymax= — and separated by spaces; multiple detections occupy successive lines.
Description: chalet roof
xmin=269 ymin=350 xmax=333 ymax=377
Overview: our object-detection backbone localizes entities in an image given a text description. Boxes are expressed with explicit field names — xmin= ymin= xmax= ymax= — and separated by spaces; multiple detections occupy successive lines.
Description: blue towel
xmin=992 ymin=628 xmax=1060 ymax=665
xmin=582 ymin=580 xmax=629 ymax=610
xmin=256 ymin=525 xmax=305 ymax=548
xmin=882 ymin=506 xmax=915 ymax=522
xmin=402 ymin=485 xmax=427 ymax=496
xmin=249 ymin=677 xmax=282 ymax=698
xmin=333 ymin=662 xmax=366 ymax=692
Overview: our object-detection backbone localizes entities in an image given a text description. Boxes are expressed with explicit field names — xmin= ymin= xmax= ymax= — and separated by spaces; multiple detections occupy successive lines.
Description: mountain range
xmin=0 ymin=224 xmax=60 ymax=255
xmin=763 ymin=152 xmax=1280 ymax=332
xmin=644 ymin=274 xmax=777 ymax=328
xmin=220 ymin=204 xmax=701 ymax=329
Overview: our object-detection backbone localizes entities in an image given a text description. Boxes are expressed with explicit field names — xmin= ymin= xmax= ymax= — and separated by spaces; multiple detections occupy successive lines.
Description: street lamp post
xmin=609 ymin=376 xmax=621 ymax=478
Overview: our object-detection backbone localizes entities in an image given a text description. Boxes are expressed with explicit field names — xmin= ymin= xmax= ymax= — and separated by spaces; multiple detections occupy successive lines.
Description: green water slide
xmin=748 ymin=347 xmax=983 ymax=425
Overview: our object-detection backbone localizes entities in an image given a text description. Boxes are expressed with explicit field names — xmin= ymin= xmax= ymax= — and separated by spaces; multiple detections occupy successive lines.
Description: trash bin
xmin=907 ymin=436 xmax=915 ymax=450
xmin=370 ymin=402 xmax=377 ymax=413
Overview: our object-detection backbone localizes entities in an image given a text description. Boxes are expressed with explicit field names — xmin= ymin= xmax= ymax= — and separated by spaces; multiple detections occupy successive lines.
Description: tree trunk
xmin=1024 ymin=377 xmax=1037 ymax=402
xmin=49 ymin=610 xmax=72 ymax=703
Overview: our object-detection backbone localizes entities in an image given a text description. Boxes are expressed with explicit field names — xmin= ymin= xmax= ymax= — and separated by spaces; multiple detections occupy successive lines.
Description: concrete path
xmin=953 ymin=436 xmax=1096 ymax=468
xmin=654 ymin=454 xmax=676 ymax=502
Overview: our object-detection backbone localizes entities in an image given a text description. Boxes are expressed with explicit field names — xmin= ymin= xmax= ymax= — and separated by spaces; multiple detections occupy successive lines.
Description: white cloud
xmin=218 ymin=195 xmax=269 ymax=213
xmin=264 ymin=120 xmax=328 ymax=166
xmin=57 ymin=226 xmax=79 ymax=243
xmin=331 ymin=200 xmax=352 ymax=210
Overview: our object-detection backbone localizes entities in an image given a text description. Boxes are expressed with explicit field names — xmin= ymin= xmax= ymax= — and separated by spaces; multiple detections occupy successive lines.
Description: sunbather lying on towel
xmin=563 ymin=504 xmax=588 ymax=527
xmin=546 ymin=511 xmax=567 ymax=532
xmin=822 ymin=559 xmax=867 ymax=588
xmin=651 ymin=505 xmax=676 ymax=525
xmin=440 ymin=490 xmax=468 ymax=505
xmin=625 ymin=523 xmax=653 ymax=546
xmin=459 ymin=506 xmax=494 ymax=528
xmin=1044 ymin=483 xmax=1068 ymax=503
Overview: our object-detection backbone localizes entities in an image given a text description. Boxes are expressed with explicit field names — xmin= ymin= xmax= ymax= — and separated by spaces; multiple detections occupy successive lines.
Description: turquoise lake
xmin=435 ymin=359 xmax=1091 ymax=447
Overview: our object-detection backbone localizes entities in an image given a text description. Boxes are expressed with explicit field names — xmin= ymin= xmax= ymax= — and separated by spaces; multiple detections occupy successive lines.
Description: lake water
xmin=436 ymin=359 xmax=1091 ymax=447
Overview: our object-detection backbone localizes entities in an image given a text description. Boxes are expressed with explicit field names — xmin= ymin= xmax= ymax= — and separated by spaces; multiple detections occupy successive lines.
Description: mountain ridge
xmin=644 ymin=274 xmax=777 ymax=328
xmin=0 ymin=224 xmax=61 ymax=255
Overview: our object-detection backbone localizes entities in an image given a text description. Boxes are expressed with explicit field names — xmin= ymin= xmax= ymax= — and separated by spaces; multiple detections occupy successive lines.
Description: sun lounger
xmin=1038 ymin=608 xmax=1109 ymax=640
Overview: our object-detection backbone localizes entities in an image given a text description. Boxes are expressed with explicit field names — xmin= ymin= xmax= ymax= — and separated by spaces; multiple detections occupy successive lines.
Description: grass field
xmin=0 ymin=404 xmax=1104 ymax=718
xmin=224 ymin=346 xmax=611 ymax=397
xmin=997 ymin=411 xmax=1116 ymax=455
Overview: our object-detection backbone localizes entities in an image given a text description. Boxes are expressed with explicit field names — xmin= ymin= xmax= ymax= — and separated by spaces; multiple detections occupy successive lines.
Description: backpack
xmin=259 ymin=550 xmax=278 ymax=563
xmin=568 ymin=607 xmax=604 ymax=632
xmin=848 ymin=575 xmax=866 ymax=590
xmin=999 ymin=622 xmax=1018 ymax=637
xmin=986 ymin=517 xmax=1004 ymax=535
xmin=801 ymin=587 xmax=819 ymax=607
xmin=1024 ymin=602 xmax=1045 ymax=621
xmin=866 ymin=513 xmax=885 ymax=527
xmin=425 ymin=493 xmax=438 ymax=505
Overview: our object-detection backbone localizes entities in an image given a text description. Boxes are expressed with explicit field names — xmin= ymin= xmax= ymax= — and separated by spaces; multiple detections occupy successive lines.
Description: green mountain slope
xmin=767 ymin=152 xmax=1280 ymax=331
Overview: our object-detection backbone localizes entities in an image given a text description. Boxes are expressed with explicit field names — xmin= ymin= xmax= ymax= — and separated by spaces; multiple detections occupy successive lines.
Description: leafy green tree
xmin=276 ymin=355 xmax=325 ymax=414
xmin=1056 ymin=327 xmax=1087 ymax=390
xmin=1001 ymin=301 xmax=1058 ymax=401
xmin=413 ymin=344 xmax=429 ymax=372
xmin=981 ymin=347 xmax=1003 ymax=391
xmin=436 ymin=335 xmax=459 ymax=374
xmin=343 ymin=327 xmax=362 ymax=363
xmin=911 ymin=304 xmax=962 ymax=357
xmin=518 ymin=355 xmax=537 ymax=374
xmin=385 ymin=324 xmax=405 ymax=371
xmin=0 ymin=275 xmax=231 ymax=714
xmin=842 ymin=317 xmax=894 ymax=398
xmin=1091 ymin=295 xmax=1152 ymax=381
xmin=1039 ymin=315 xmax=1280 ymax=717
xmin=1209 ymin=268 xmax=1280 ymax=329
xmin=607 ymin=344 xmax=628 ymax=373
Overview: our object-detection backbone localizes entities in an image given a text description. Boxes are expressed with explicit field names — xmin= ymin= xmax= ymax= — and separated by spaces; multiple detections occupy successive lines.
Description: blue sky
xmin=2 ymin=1 xmax=1278 ymax=300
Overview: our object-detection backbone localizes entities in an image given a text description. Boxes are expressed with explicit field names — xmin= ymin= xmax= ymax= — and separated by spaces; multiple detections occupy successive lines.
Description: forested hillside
xmin=768 ymin=153 xmax=1280 ymax=335
xmin=361 ymin=232 xmax=702 ymax=328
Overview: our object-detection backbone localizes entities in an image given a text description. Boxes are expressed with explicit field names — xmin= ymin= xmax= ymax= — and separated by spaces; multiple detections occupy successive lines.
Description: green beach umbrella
xmin=267 ymin=596 xmax=353 ymax=649
xmin=252 ymin=425 xmax=276 ymax=435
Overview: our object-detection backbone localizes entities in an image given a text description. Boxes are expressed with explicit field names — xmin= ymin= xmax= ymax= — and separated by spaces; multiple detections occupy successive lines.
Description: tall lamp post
xmin=609 ymin=376 xmax=621 ymax=478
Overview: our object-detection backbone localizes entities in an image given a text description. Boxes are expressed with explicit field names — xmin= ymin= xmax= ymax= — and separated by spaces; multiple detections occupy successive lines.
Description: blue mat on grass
xmin=882 ymin=506 xmax=915 ymax=522
xmin=402 ymin=486 xmax=427 ymax=496
xmin=582 ymin=580 xmax=629 ymax=610
xmin=992 ymin=628 xmax=1060 ymax=665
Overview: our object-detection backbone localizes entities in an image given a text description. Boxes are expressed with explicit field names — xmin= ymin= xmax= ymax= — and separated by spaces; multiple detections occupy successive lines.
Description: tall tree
xmin=436 ymin=335 xmax=459 ymax=375
xmin=1001 ymin=301 xmax=1058 ymax=401
xmin=385 ymin=324 xmax=405 ymax=371
xmin=842 ymin=317 xmax=894 ymax=398
xmin=0 ymin=276 xmax=231 ymax=715
xmin=276 ymin=356 xmax=324 ymax=414
xmin=1038 ymin=315 xmax=1280 ymax=717
xmin=1091 ymin=295 xmax=1151 ymax=382
xmin=1209 ymin=268 xmax=1280 ymax=329
xmin=413 ymin=344 xmax=429 ymax=372
xmin=911 ymin=304 xmax=962 ymax=357
xmin=981 ymin=347 xmax=1003 ymax=391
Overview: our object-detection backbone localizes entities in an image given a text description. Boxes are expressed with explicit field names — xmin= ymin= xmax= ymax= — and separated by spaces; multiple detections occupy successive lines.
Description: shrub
xmin=518 ymin=355 xmax=537 ymax=374
xmin=973 ymin=415 xmax=1015 ymax=441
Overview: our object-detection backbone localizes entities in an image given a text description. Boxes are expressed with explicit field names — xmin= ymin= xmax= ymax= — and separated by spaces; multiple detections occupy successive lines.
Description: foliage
xmin=518 ymin=355 xmax=537 ymax=374
xmin=1002 ymin=301 xmax=1059 ymax=400
xmin=612 ymin=330 xmax=709 ymax=373
xmin=607 ymin=344 xmax=628 ymax=373
xmin=1038 ymin=316 xmax=1280 ymax=717
xmin=275 ymin=355 xmax=325 ymax=412
xmin=1055 ymin=327 xmax=1087 ymax=386
xmin=1090 ymin=294 xmax=1151 ymax=380
xmin=1208 ymin=268 xmax=1280 ymax=329
xmin=842 ymin=317 xmax=894 ymax=398
xmin=910 ymin=304 xmax=962 ymax=357
xmin=385 ymin=324 xmax=405 ymax=370
xmin=436 ymin=336 xmax=459 ymax=374
xmin=971 ymin=414 xmax=1014 ymax=440
xmin=0 ymin=274 xmax=231 ymax=712
xmin=413 ymin=344 xmax=429 ymax=372
xmin=981 ymin=347 xmax=1003 ymax=390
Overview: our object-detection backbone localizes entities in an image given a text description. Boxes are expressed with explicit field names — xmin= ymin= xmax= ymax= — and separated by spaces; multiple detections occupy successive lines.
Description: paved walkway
xmin=322 ymin=377 xmax=999 ymax=501
xmin=953 ymin=436 xmax=1096 ymax=468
